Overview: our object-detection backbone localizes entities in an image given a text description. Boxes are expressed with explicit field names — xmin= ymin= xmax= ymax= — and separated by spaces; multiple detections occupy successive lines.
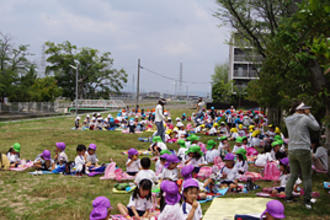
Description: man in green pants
xmin=284 ymin=102 xmax=320 ymax=209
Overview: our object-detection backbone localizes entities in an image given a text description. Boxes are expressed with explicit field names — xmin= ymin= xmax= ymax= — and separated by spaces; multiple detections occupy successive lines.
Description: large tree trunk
xmin=266 ymin=107 xmax=282 ymax=126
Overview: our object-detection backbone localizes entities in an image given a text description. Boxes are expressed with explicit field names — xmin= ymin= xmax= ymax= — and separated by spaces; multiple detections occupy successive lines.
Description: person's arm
xmin=126 ymin=159 xmax=134 ymax=167
xmin=131 ymin=206 xmax=140 ymax=219
xmin=186 ymin=200 xmax=199 ymax=220
xmin=304 ymin=111 xmax=320 ymax=131
xmin=142 ymin=209 xmax=150 ymax=218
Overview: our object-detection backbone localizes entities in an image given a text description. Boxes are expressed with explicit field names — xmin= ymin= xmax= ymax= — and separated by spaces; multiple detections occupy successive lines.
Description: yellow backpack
xmin=0 ymin=153 xmax=10 ymax=170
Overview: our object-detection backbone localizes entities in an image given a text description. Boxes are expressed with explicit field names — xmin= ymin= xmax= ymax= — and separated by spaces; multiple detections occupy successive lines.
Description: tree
xmin=29 ymin=76 xmax=62 ymax=102
xmin=211 ymin=63 xmax=233 ymax=103
xmin=212 ymin=63 xmax=229 ymax=84
xmin=44 ymin=41 xmax=128 ymax=100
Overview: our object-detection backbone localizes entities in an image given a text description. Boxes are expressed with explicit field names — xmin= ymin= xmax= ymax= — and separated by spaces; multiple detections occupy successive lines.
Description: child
xmin=219 ymin=153 xmax=239 ymax=191
xmin=232 ymin=137 xmax=243 ymax=153
xmin=181 ymin=165 xmax=207 ymax=199
xmin=33 ymin=149 xmax=53 ymax=171
xmin=86 ymin=144 xmax=99 ymax=167
xmin=255 ymin=145 xmax=273 ymax=167
xmin=177 ymin=139 xmax=187 ymax=160
xmin=234 ymin=199 xmax=285 ymax=220
xmin=158 ymin=180 xmax=184 ymax=220
xmin=90 ymin=196 xmax=112 ymax=220
xmin=54 ymin=142 xmax=68 ymax=165
xmin=6 ymin=143 xmax=21 ymax=167
xmin=150 ymin=136 xmax=168 ymax=155
xmin=156 ymin=150 xmax=171 ymax=177
xmin=135 ymin=157 xmax=157 ymax=185
xmin=205 ymin=139 xmax=218 ymax=164
xmin=75 ymin=116 xmax=80 ymax=129
xmin=126 ymin=148 xmax=140 ymax=176
xmin=161 ymin=154 xmax=180 ymax=182
xmin=234 ymin=148 xmax=248 ymax=175
xmin=0 ymin=152 xmax=10 ymax=170
xmin=270 ymin=140 xmax=282 ymax=160
xmin=74 ymin=144 xmax=87 ymax=176
xmin=185 ymin=146 xmax=206 ymax=174
xmin=181 ymin=178 xmax=203 ymax=220
xmin=117 ymin=179 xmax=153 ymax=219
xmin=311 ymin=138 xmax=328 ymax=172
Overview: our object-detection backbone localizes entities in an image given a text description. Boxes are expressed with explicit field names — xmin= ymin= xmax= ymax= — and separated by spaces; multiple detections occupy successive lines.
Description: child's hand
xmin=192 ymin=200 xmax=198 ymax=209
xmin=222 ymin=173 xmax=227 ymax=178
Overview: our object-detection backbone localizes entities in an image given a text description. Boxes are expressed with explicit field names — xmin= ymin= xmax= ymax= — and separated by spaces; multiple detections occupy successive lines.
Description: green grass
xmin=0 ymin=109 xmax=329 ymax=220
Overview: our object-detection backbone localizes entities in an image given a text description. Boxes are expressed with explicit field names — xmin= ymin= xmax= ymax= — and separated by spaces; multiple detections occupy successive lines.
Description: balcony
xmin=233 ymin=70 xmax=259 ymax=78
xmin=234 ymin=54 xmax=263 ymax=62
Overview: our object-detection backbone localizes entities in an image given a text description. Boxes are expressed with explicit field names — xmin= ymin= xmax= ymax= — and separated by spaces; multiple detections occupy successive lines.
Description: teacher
xmin=155 ymin=98 xmax=166 ymax=143
xmin=284 ymin=102 xmax=320 ymax=209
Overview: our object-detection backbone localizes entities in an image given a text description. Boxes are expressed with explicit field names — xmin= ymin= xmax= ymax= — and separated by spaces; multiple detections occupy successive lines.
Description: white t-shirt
xmin=235 ymin=160 xmax=249 ymax=174
xmin=181 ymin=202 xmax=203 ymax=220
xmin=208 ymin=127 xmax=217 ymax=135
xmin=6 ymin=153 xmax=20 ymax=163
xmin=250 ymin=137 xmax=261 ymax=147
xmin=231 ymin=132 xmax=239 ymax=139
xmin=58 ymin=151 xmax=68 ymax=163
xmin=188 ymin=157 xmax=206 ymax=168
xmin=314 ymin=146 xmax=328 ymax=171
xmin=127 ymin=194 xmax=153 ymax=212
xmin=158 ymin=203 xmax=185 ymax=220
xmin=155 ymin=160 xmax=164 ymax=176
xmin=135 ymin=169 xmax=157 ymax=185
xmin=255 ymin=152 xmax=273 ymax=167
xmin=177 ymin=147 xmax=188 ymax=160
xmin=155 ymin=104 xmax=165 ymax=122
xmin=220 ymin=166 xmax=239 ymax=181
xmin=177 ymin=130 xmax=187 ymax=138
xmin=157 ymin=142 xmax=168 ymax=151
xmin=85 ymin=152 xmax=98 ymax=164
xmin=161 ymin=168 xmax=179 ymax=181
xmin=126 ymin=159 xmax=140 ymax=173
xmin=205 ymin=149 xmax=219 ymax=164
xmin=232 ymin=145 xmax=243 ymax=153
xmin=74 ymin=155 xmax=85 ymax=172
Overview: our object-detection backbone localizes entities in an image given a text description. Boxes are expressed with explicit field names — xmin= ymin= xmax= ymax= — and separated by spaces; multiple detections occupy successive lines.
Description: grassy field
xmin=0 ymin=109 xmax=329 ymax=220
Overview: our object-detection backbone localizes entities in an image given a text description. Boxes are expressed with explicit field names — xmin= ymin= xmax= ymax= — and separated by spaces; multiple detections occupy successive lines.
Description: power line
xmin=140 ymin=65 xmax=211 ymax=85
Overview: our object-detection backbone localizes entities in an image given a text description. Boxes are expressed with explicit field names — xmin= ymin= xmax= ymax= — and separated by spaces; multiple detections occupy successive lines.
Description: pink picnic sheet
xmin=100 ymin=162 xmax=134 ymax=181
xmin=9 ymin=161 xmax=34 ymax=171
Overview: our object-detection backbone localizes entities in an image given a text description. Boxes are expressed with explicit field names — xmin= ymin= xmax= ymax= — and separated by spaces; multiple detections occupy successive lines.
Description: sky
xmin=0 ymin=0 xmax=231 ymax=97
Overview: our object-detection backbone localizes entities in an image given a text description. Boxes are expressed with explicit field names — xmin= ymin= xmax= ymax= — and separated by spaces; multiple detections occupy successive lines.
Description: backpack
xmin=0 ymin=153 xmax=10 ymax=170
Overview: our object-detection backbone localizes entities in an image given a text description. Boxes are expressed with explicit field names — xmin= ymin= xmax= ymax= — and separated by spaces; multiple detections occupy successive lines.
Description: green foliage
xmin=29 ymin=76 xmax=63 ymax=102
xmin=212 ymin=63 xmax=229 ymax=84
xmin=45 ymin=41 xmax=128 ymax=100
xmin=212 ymin=80 xmax=233 ymax=103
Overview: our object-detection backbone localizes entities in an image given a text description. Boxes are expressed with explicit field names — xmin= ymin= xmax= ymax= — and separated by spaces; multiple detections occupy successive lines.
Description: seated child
xmin=184 ymin=146 xmax=206 ymax=174
xmin=158 ymin=180 xmax=184 ymax=220
xmin=181 ymin=179 xmax=203 ymax=220
xmin=271 ymin=157 xmax=301 ymax=196
xmin=89 ymin=196 xmax=112 ymax=220
xmin=255 ymin=145 xmax=273 ymax=167
xmin=135 ymin=157 xmax=157 ymax=185
xmin=52 ymin=142 xmax=68 ymax=173
xmin=126 ymin=148 xmax=140 ymax=176
xmin=117 ymin=179 xmax=153 ymax=219
xmin=234 ymin=148 xmax=248 ymax=175
xmin=205 ymin=139 xmax=218 ymax=164
xmin=86 ymin=144 xmax=99 ymax=167
xmin=161 ymin=154 xmax=180 ymax=182
xmin=311 ymin=139 xmax=328 ymax=172
xmin=232 ymin=137 xmax=243 ymax=153
xmin=156 ymin=150 xmax=171 ymax=177
xmin=181 ymin=165 xmax=207 ymax=199
xmin=0 ymin=152 xmax=10 ymax=170
xmin=150 ymin=136 xmax=168 ymax=155
xmin=177 ymin=139 xmax=187 ymax=160
xmin=74 ymin=116 xmax=80 ymax=130
xmin=6 ymin=143 xmax=21 ymax=167
xmin=74 ymin=144 xmax=87 ymax=176
xmin=33 ymin=149 xmax=53 ymax=171
xmin=234 ymin=199 xmax=285 ymax=220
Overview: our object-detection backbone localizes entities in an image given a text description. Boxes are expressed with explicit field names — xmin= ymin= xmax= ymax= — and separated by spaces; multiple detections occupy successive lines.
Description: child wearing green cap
xmin=184 ymin=145 xmax=206 ymax=174
xmin=177 ymin=139 xmax=188 ymax=160
xmin=205 ymin=139 xmax=218 ymax=164
xmin=6 ymin=143 xmax=21 ymax=167
xmin=232 ymin=137 xmax=244 ymax=153
xmin=234 ymin=148 xmax=248 ymax=175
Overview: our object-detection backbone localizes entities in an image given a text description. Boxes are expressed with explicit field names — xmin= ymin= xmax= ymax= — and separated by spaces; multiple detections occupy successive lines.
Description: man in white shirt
xmin=155 ymin=98 xmax=166 ymax=142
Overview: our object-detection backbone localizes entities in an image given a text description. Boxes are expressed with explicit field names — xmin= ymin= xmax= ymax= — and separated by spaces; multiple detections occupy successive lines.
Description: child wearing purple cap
xmin=158 ymin=180 xmax=184 ymax=220
xmin=181 ymin=178 xmax=203 ymax=220
xmin=86 ymin=143 xmax=99 ymax=167
xmin=33 ymin=150 xmax=53 ymax=171
xmin=54 ymin=142 xmax=68 ymax=165
xmin=160 ymin=154 xmax=180 ymax=182
xmin=234 ymin=199 xmax=285 ymax=220
xmin=90 ymin=196 xmax=112 ymax=220
xmin=74 ymin=144 xmax=87 ymax=176
xmin=181 ymin=165 xmax=207 ymax=199
xmin=117 ymin=179 xmax=153 ymax=219
xmin=126 ymin=148 xmax=140 ymax=176
xmin=271 ymin=157 xmax=301 ymax=196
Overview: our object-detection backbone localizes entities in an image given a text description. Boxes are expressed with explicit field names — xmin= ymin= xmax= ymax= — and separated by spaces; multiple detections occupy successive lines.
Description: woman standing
xmin=284 ymin=102 xmax=320 ymax=209
xmin=155 ymin=98 xmax=166 ymax=142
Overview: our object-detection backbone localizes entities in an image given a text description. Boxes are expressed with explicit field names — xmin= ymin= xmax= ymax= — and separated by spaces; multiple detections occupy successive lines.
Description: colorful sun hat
xmin=13 ymin=143 xmax=21 ymax=153
xmin=271 ymin=141 xmax=282 ymax=147
xmin=181 ymin=165 xmax=194 ymax=179
xmin=152 ymin=136 xmax=163 ymax=143
xmin=89 ymin=143 xmax=97 ymax=151
xmin=160 ymin=180 xmax=181 ymax=205
xmin=206 ymin=139 xmax=216 ymax=150
xmin=260 ymin=200 xmax=285 ymax=219
xmin=90 ymin=196 xmax=112 ymax=220
xmin=186 ymin=145 xmax=203 ymax=156
xmin=177 ymin=139 xmax=186 ymax=148
xmin=219 ymin=136 xmax=228 ymax=141
xmin=187 ymin=134 xmax=200 ymax=142
xmin=55 ymin=142 xmax=66 ymax=151
xmin=160 ymin=149 xmax=171 ymax=156
xmin=164 ymin=154 xmax=180 ymax=168
xmin=127 ymin=148 xmax=138 ymax=157
xmin=235 ymin=148 xmax=247 ymax=160
xmin=182 ymin=178 xmax=199 ymax=190
xmin=235 ymin=137 xmax=243 ymax=144
xmin=224 ymin=153 xmax=235 ymax=161
xmin=41 ymin=150 xmax=51 ymax=161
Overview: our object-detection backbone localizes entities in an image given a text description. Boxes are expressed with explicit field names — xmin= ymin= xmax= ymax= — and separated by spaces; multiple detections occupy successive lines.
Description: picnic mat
xmin=203 ymin=198 xmax=271 ymax=220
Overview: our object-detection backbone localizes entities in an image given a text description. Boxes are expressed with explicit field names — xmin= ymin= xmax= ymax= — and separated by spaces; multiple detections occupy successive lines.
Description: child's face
xmin=160 ymin=158 xmax=166 ymax=165
xmin=184 ymin=187 xmax=198 ymax=204
xmin=274 ymin=145 xmax=280 ymax=152
xmin=279 ymin=164 xmax=285 ymax=172
xmin=79 ymin=150 xmax=86 ymax=156
xmin=55 ymin=147 xmax=61 ymax=153
xmin=139 ymin=187 xmax=150 ymax=198
xmin=265 ymin=212 xmax=276 ymax=220
xmin=188 ymin=152 xmax=194 ymax=158
xmin=132 ymin=154 xmax=138 ymax=160
xmin=88 ymin=149 xmax=95 ymax=155
xmin=168 ymin=162 xmax=177 ymax=169
xmin=236 ymin=143 xmax=241 ymax=147
xmin=225 ymin=160 xmax=234 ymax=168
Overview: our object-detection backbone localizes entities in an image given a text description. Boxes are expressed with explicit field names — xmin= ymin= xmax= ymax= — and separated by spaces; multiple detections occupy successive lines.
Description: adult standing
xmin=155 ymin=98 xmax=166 ymax=143
xmin=284 ymin=102 xmax=320 ymax=209
xmin=195 ymin=97 xmax=205 ymax=124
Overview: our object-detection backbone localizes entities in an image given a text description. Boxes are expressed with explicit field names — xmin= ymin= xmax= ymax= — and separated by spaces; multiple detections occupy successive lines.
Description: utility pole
xmin=179 ymin=62 xmax=183 ymax=95
xmin=136 ymin=59 xmax=141 ymax=107
xmin=75 ymin=64 xmax=79 ymax=116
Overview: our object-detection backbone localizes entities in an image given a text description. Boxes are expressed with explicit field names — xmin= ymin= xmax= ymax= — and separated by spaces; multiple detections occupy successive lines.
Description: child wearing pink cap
xmin=33 ymin=150 xmax=53 ymax=171
xmin=158 ymin=180 xmax=184 ymax=220
xmin=234 ymin=199 xmax=285 ymax=220
xmin=90 ymin=196 xmax=112 ymax=220
xmin=181 ymin=179 xmax=203 ymax=220
xmin=126 ymin=148 xmax=140 ymax=176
